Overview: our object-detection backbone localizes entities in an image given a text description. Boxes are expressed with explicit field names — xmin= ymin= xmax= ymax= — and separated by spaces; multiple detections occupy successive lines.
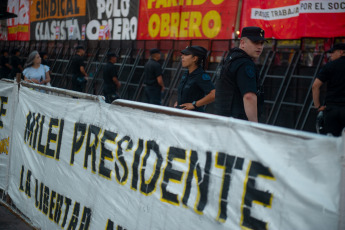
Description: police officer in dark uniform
xmin=144 ymin=48 xmax=165 ymax=105
xmin=9 ymin=48 xmax=23 ymax=79
xmin=312 ymin=43 xmax=345 ymax=136
xmin=215 ymin=27 xmax=266 ymax=122
xmin=71 ymin=46 xmax=88 ymax=92
xmin=0 ymin=49 xmax=12 ymax=79
xmin=103 ymin=52 xmax=121 ymax=103
xmin=175 ymin=46 xmax=215 ymax=112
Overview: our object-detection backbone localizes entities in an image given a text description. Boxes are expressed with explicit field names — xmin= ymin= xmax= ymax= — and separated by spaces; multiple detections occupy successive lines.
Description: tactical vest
xmin=215 ymin=49 xmax=263 ymax=120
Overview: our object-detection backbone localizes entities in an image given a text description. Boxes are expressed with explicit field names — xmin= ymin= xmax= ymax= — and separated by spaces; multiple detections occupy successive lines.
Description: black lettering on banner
xmin=99 ymin=130 xmax=117 ymax=179
xmin=36 ymin=0 xmax=80 ymax=18
xmin=50 ymin=0 xmax=56 ymax=16
xmin=106 ymin=219 xmax=114 ymax=230
xmin=79 ymin=207 xmax=92 ymax=230
xmin=131 ymin=139 xmax=144 ymax=190
xmin=46 ymin=118 xmax=59 ymax=158
xmin=49 ymin=190 xmax=57 ymax=220
xmin=55 ymin=119 xmax=64 ymax=160
xmin=70 ymin=123 xmax=87 ymax=165
xmin=25 ymin=169 xmax=32 ymax=198
xmin=182 ymin=150 xmax=212 ymax=213
xmin=43 ymin=0 xmax=48 ymax=17
xmin=36 ymin=1 xmax=40 ymax=18
xmin=67 ymin=202 xmax=80 ymax=230
xmin=161 ymin=147 xmax=186 ymax=205
xmin=43 ymin=185 xmax=50 ymax=215
xmin=39 ymin=182 xmax=44 ymax=211
xmin=140 ymin=140 xmax=163 ymax=195
xmin=23 ymin=112 xmax=33 ymax=143
xmin=54 ymin=194 xmax=64 ymax=224
xmin=215 ymin=152 xmax=244 ymax=222
xmin=115 ymin=136 xmax=132 ymax=184
xmin=66 ymin=0 xmax=74 ymax=15
xmin=106 ymin=219 xmax=127 ymax=230
xmin=241 ymin=161 xmax=275 ymax=230
xmin=23 ymin=112 xmax=40 ymax=146
xmin=84 ymin=125 xmax=101 ymax=173
xmin=0 ymin=96 xmax=7 ymax=128
xmin=37 ymin=115 xmax=46 ymax=154
xmin=35 ymin=179 xmax=39 ymax=207
xmin=19 ymin=165 xmax=24 ymax=191
xmin=61 ymin=197 xmax=72 ymax=228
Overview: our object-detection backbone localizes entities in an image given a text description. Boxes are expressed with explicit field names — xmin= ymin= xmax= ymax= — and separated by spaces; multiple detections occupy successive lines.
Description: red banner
xmin=138 ymin=0 xmax=239 ymax=40
xmin=7 ymin=0 xmax=30 ymax=41
xmin=241 ymin=0 xmax=345 ymax=39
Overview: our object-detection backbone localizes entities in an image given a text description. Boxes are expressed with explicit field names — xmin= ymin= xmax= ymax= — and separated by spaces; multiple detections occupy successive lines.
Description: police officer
xmin=215 ymin=27 xmax=266 ymax=122
xmin=144 ymin=48 xmax=165 ymax=105
xmin=0 ymin=49 xmax=12 ymax=79
xmin=71 ymin=46 xmax=88 ymax=92
xmin=9 ymin=48 xmax=23 ymax=79
xmin=103 ymin=52 xmax=121 ymax=103
xmin=175 ymin=46 xmax=215 ymax=112
xmin=312 ymin=43 xmax=345 ymax=136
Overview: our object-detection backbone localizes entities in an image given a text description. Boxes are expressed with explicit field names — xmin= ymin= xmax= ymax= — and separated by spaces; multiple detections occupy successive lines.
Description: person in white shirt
xmin=23 ymin=51 xmax=51 ymax=85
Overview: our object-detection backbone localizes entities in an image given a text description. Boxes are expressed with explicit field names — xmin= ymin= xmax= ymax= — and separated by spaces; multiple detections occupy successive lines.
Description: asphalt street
xmin=0 ymin=204 xmax=33 ymax=230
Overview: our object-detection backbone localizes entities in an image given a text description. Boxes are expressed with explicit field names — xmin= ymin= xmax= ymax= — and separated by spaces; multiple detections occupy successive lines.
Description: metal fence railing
xmin=1 ymin=38 xmax=344 ymax=133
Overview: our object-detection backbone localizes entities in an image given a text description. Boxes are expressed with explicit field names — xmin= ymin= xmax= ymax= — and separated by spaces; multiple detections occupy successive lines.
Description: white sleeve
xmin=43 ymin=64 xmax=50 ymax=72
xmin=22 ymin=68 xmax=29 ymax=78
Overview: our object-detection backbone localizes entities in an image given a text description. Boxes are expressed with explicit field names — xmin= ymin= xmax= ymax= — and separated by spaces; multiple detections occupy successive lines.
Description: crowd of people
xmin=0 ymin=26 xmax=344 ymax=137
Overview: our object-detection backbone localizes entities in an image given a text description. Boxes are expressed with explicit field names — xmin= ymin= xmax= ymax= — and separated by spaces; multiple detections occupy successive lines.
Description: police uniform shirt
xmin=71 ymin=54 xmax=85 ymax=76
xmin=177 ymin=67 xmax=215 ymax=111
xmin=215 ymin=48 xmax=258 ymax=118
xmin=0 ymin=56 xmax=11 ymax=76
xmin=103 ymin=61 xmax=118 ymax=93
xmin=144 ymin=59 xmax=162 ymax=88
xmin=235 ymin=59 xmax=257 ymax=98
xmin=9 ymin=56 xmax=22 ymax=77
xmin=317 ymin=56 xmax=345 ymax=105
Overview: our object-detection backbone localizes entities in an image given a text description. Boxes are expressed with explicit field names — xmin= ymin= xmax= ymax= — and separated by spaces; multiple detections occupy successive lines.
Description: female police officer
xmin=174 ymin=46 xmax=215 ymax=112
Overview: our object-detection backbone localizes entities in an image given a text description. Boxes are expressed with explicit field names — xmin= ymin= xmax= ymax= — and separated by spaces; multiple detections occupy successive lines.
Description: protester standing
xmin=215 ymin=27 xmax=266 ymax=122
xmin=175 ymin=46 xmax=215 ymax=112
xmin=144 ymin=48 xmax=165 ymax=105
xmin=22 ymin=51 xmax=50 ymax=85
xmin=9 ymin=48 xmax=23 ymax=79
xmin=0 ymin=49 xmax=12 ymax=79
xmin=312 ymin=43 xmax=345 ymax=136
xmin=103 ymin=52 xmax=121 ymax=103
xmin=71 ymin=46 xmax=88 ymax=92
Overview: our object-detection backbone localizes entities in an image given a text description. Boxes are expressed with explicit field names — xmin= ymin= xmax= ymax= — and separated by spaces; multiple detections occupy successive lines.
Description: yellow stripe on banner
xmin=17 ymin=25 xmax=29 ymax=33
xmin=8 ymin=27 xmax=18 ymax=34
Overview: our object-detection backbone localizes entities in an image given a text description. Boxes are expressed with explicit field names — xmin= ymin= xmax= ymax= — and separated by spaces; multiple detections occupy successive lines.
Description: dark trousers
xmin=72 ymin=75 xmax=86 ymax=92
xmin=324 ymin=106 xmax=345 ymax=137
xmin=104 ymin=92 xmax=119 ymax=103
xmin=145 ymin=86 xmax=161 ymax=105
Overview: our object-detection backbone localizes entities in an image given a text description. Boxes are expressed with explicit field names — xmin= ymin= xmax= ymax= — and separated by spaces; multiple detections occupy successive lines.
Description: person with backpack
xmin=175 ymin=46 xmax=215 ymax=112
xmin=215 ymin=27 xmax=266 ymax=122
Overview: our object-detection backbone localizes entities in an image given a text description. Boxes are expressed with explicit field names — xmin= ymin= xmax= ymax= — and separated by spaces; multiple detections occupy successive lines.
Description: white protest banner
xmin=7 ymin=86 xmax=344 ymax=229
xmin=0 ymin=81 xmax=16 ymax=190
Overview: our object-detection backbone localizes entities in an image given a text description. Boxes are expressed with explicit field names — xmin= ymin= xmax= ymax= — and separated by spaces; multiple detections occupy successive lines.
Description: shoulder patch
xmin=202 ymin=73 xmax=211 ymax=80
xmin=245 ymin=65 xmax=255 ymax=79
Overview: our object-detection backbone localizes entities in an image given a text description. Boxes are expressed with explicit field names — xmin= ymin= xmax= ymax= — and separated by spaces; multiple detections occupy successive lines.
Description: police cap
xmin=149 ymin=48 xmax=160 ymax=55
xmin=181 ymin=46 xmax=207 ymax=58
xmin=240 ymin=27 xmax=266 ymax=42
xmin=327 ymin=43 xmax=345 ymax=53
xmin=75 ymin=45 xmax=85 ymax=51
xmin=106 ymin=52 xmax=119 ymax=58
